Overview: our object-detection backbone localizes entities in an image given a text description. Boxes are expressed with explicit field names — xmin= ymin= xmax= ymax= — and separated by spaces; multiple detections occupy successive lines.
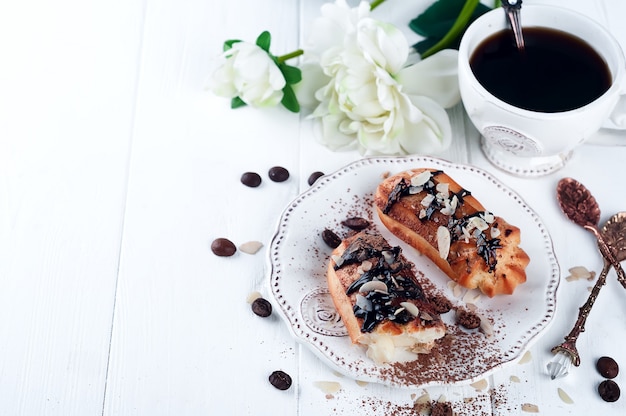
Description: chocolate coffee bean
xmin=241 ymin=172 xmax=262 ymax=187
xmin=322 ymin=229 xmax=342 ymax=249
xmin=341 ymin=217 xmax=370 ymax=231
xmin=251 ymin=297 xmax=272 ymax=317
xmin=456 ymin=309 xmax=481 ymax=330
xmin=429 ymin=295 xmax=453 ymax=314
xmin=597 ymin=356 xmax=619 ymax=379
xmin=307 ymin=171 xmax=324 ymax=186
xmin=598 ymin=380 xmax=621 ymax=402
xmin=268 ymin=370 xmax=292 ymax=390
xmin=211 ymin=238 xmax=237 ymax=257
xmin=431 ymin=402 xmax=453 ymax=416
xmin=268 ymin=166 xmax=290 ymax=182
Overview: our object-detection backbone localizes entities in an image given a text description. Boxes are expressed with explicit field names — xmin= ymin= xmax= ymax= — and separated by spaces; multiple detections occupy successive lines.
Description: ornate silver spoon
xmin=547 ymin=212 xmax=626 ymax=379
xmin=501 ymin=0 xmax=525 ymax=51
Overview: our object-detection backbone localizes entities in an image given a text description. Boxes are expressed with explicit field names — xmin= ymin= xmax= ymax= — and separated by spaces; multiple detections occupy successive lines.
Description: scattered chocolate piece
xmin=430 ymin=401 xmax=453 ymax=416
xmin=269 ymin=370 xmax=292 ymax=390
xmin=456 ymin=308 xmax=481 ymax=330
xmin=429 ymin=295 xmax=452 ymax=314
xmin=211 ymin=238 xmax=237 ymax=257
xmin=597 ymin=356 xmax=619 ymax=379
xmin=598 ymin=379 xmax=621 ymax=402
xmin=268 ymin=166 xmax=290 ymax=182
xmin=251 ymin=297 xmax=272 ymax=317
xmin=341 ymin=217 xmax=370 ymax=231
xmin=322 ymin=229 xmax=342 ymax=248
xmin=307 ymin=171 xmax=324 ymax=186
xmin=240 ymin=172 xmax=262 ymax=187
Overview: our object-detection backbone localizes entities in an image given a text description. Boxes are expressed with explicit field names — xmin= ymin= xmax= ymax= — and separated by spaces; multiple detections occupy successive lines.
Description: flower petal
xmin=398 ymin=95 xmax=452 ymax=154
xmin=357 ymin=18 xmax=408 ymax=74
xmin=319 ymin=114 xmax=359 ymax=151
xmin=293 ymin=62 xmax=331 ymax=111
xmin=396 ymin=49 xmax=461 ymax=108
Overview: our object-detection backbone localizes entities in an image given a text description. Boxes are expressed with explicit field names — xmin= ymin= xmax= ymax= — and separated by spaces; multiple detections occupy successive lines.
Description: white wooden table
xmin=1 ymin=0 xmax=626 ymax=414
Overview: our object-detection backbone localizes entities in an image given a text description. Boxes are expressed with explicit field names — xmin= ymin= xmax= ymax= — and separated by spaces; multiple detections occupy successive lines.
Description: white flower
xmin=299 ymin=0 xmax=460 ymax=156
xmin=209 ymin=41 xmax=286 ymax=108
xmin=304 ymin=0 xmax=371 ymax=61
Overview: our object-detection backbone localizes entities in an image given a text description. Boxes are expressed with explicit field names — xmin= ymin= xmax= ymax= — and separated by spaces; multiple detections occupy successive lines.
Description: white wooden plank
xmin=0 ymin=0 xmax=145 ymax=414
xmin=103 ymin=1 xmax=304 ymax=414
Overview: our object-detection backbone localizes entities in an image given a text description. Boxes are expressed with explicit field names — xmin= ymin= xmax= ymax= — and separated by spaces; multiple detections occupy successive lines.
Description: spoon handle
xmin=552 ymin=259 xmax=611 ymax=366
xmin=501 ymin=0 xmax=525 ymax=51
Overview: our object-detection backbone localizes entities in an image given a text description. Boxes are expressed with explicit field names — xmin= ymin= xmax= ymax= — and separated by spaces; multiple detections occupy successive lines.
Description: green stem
xmin=421 ymin=0 xmax=480 ymax=59
xmin=276 ymin=49 xmax=304 ymax=63
xmin=370 ymin=0 xmax=386 ymax=11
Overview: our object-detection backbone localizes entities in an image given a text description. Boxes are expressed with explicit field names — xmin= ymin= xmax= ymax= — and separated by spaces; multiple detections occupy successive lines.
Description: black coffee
xmin=470 ymin=27 xmax=611 ymax=112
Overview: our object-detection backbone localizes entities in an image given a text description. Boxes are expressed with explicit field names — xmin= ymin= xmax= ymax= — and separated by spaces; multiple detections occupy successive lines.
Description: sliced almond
xmin=566 ymin=265 xmax=592 ymax=281
xmin=479 ymin=315 xmax=494 ymax=337
xmin=466 ymin=216 xmax=489 ymax=232
xmin=521 ymin=403 xmax=539 ymax=413
xmin=411 ymin=171 xmax=432 ymax=187
xmin=518 ymin=351 xmax=532 ymax=364
xmin=331 ymin=254 xmax=344 ymax=267
xmin=313 ymin=381 xmax=341 ymax=394
xmin=382 ymin=250 xmax=396 ymax=264
xmin=246 ymin=291 xmax=263 ymax=304
xmin=437 ymin=226 xmax=451 ymax=260
xmin=421 ymin=193 xmax=435 ymax=207
xmin=420 ymin=312 xmax=434 ymax=321
xmin=239 ymin=241 xmax=263 ymax=254
xmin=360 ymin=280 xmax=388 ymax=294
xmin=470 ymin=379 xmax=488 ymax=391
xmin=360 ymin=260 xmax=373 ymax=272
xmin=453 ymin=283 xmax=464 ymax=299
xmin=557 ymin=387 xmax=574 ymax=404
xmin=414 ymin=392 xmax=430 ymax=404
xmin=435 ymin=182 xmax=449 ymax=198
xmin=400 ymin=301 xmax=420 ymax=317
xmin=462 ymin=289 xmax=481 ymax=304
xmin=510 ymin=375 xmax=521 ymax=383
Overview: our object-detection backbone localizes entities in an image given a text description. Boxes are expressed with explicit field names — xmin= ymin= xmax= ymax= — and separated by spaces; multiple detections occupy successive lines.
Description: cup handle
xmin=587 ymin=87 xmax=626 ymax=145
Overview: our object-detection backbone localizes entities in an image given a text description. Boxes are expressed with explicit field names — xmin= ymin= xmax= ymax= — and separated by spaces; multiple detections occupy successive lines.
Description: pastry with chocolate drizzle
xmin=374 ymin=169 xmax=529 ymax=297
xmin=327 ymin=231 xmax=446 ymax=364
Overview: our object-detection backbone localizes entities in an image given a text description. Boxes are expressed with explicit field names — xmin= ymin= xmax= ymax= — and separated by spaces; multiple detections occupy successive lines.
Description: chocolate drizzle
xmin=334 ymin=233 xmax=429 ymax=333
xmin=382 ymin=178 xmax=409 ymax=214
xmin=383 ymin=170 xmax=500 ymax=272
xmin=448 ymin=213 xmax=502 ymax=272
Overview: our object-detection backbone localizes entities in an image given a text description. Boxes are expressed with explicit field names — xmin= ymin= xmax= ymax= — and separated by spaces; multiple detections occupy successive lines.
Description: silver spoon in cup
xmin=502 ymin=0 xmax=525 ymax=51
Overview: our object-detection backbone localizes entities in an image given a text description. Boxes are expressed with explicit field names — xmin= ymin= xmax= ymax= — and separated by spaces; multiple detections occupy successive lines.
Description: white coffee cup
xmin=458 ymin=5 xmax=626 ymax=177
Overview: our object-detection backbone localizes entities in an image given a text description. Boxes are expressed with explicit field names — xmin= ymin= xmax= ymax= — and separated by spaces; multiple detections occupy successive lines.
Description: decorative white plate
xmin=268 ymin=156 xmax=559 ymax=388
